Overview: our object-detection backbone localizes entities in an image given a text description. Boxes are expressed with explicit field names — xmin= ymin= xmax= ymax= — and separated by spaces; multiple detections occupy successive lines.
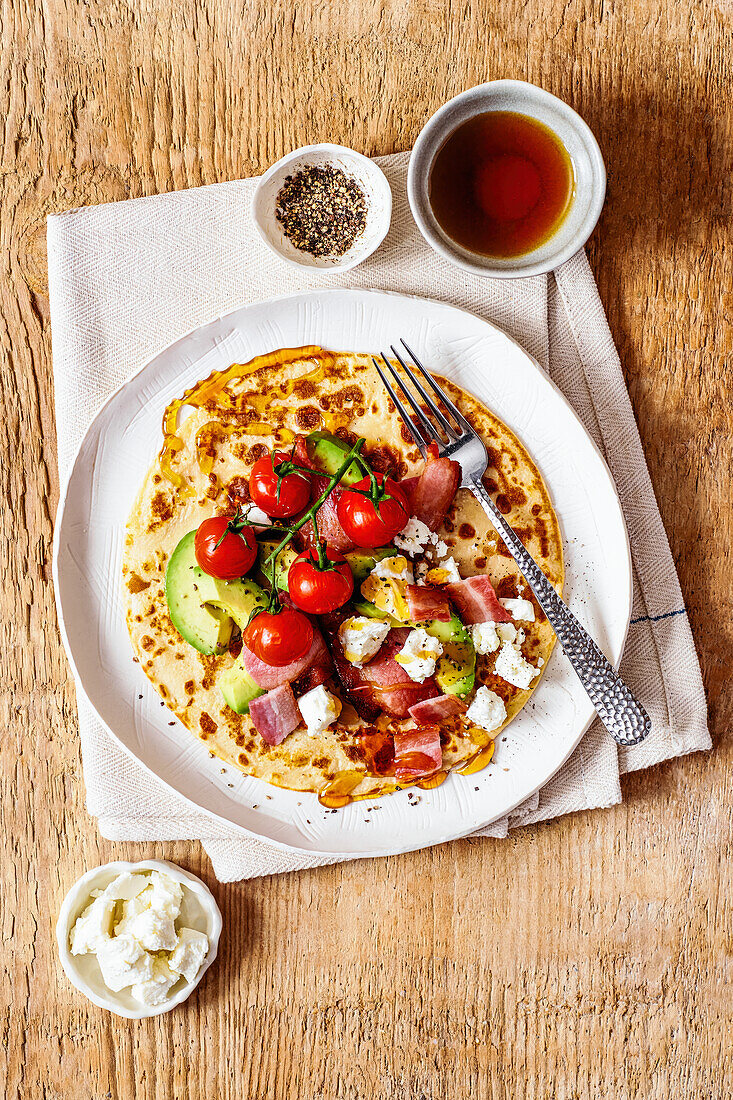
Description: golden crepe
xmin=123 ymin=347 xmax=563 ymax=805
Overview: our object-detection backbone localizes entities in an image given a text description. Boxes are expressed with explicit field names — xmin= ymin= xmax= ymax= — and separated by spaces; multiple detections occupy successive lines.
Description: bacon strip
xmin=321 ymin=616 xmax=437 ymax=719
xmin=240 ymin=627 xmax=332 ymax=689
xmin=249 ymin=684 xmax=301 ymax=746
xmin=408 ymin=693 xmax=467 ymax=724
xmin=405 ymin=584 xmax=451 ymax=623
xmin=445 ymin=575 xmax=511 ymax=625
xmin=393 ymin=726 xmax=443 ymax=780
xmin=408 ymin=443 xmax=460 ymax=532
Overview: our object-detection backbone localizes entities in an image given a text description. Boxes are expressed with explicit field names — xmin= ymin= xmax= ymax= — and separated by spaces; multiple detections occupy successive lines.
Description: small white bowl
xmin=252 ymin=143 xmax=392 ymax=272
xmin=408 ymin=80 xmax=607 ymax=278
xmin=56 ymin=859 xmax=222 ymax=1019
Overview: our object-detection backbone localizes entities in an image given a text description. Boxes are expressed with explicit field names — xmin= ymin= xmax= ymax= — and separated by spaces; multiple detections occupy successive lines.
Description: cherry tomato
xmin=336 ymin=475 xmax=409 ymax=548
xmin=194 ymin=514 xmax=257 ymax=579
xmin=249 ymin=450 xmax=311 ymax=519
xmin=288 ymin=546 xmax=354 ymax=614
xmin=244 ymin=608 xmax=314 ymax=667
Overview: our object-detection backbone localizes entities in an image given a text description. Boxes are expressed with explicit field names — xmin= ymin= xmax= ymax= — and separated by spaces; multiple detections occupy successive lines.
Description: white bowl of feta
xmin=56 ymin=859 xmax=222 ymax=1018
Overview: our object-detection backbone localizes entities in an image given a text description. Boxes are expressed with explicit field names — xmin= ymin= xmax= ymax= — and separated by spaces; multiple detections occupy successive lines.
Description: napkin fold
xmin=48 ymin=152 xmax=710 ymax=881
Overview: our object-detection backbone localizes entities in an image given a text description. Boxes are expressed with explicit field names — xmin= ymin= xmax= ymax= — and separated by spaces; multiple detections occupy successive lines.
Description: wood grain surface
xmin=1 ymin=1 xmax=731 ymax=1097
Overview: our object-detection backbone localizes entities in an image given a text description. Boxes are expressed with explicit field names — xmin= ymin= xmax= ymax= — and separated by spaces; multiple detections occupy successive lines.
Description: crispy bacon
xmin=249 ymin=684 xmax=300 ymax=746
xmin=445 ymin=575 xmax=511 ymax=625
xmin=405 ymin=584 xmax=451 ymax=623
xmin=393 ymin=726 xmax=443 ymax=780
xmin=407 ymin=443 xmax=460 ymax=532
xmin=408 ymin=693 xmax=467 ymax=724
xmin=321 ymin=616 xmax=437 ymax=720
xmin=240 ymin=627 xmax=332 ymax=689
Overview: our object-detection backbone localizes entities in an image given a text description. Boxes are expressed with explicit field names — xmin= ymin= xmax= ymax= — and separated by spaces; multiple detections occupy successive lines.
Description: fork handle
xmin=468 ymin=477 xmax=651 ymax=747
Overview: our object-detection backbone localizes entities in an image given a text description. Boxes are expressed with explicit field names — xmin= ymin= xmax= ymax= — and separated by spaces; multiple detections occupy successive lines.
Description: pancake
xmin=123 ymin=346 xmax=563 ymax=802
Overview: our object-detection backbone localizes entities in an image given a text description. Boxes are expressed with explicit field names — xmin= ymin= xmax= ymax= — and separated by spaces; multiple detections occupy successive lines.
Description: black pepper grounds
xmin=275 ymin=164 xmax=368 ymax=259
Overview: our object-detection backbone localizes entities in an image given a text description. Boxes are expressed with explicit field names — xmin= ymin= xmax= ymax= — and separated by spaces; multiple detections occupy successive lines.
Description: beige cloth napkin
xmin=48 ymin=152 xmax=710 ymax=881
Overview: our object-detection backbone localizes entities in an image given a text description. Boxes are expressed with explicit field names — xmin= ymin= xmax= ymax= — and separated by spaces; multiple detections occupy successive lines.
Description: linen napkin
xmin=47 ymin=152 xmax=710 ymax=881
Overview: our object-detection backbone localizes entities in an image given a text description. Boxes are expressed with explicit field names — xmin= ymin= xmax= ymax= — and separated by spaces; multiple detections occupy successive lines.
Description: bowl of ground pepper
xmin=252 ymin=143 xmax=392 ymax=272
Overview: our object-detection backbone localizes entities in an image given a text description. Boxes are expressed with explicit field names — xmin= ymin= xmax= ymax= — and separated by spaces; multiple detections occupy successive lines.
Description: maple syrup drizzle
xmin=318 ymin=770 xmax=365 ymax=808
xmin=415 ymin=770 xmax=448 ymax=790
xmin=158 ymin=346 xmax=329 ymax=493
xmin=458 ymin=738 xmax=496 ymax=775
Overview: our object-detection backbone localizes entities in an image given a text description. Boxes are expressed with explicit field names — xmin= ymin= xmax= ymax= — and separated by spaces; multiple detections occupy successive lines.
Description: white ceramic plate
xmin=54 ymin=289 xmax=631 ymax=857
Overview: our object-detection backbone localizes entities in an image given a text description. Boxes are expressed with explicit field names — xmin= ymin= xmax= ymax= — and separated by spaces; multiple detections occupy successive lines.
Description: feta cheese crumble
xmin=361 ymin=554 xmax=414 ymax=620
xmin=471 ymin=621 xmax=501 ymax=655
xmin=370 ymin=554 xmax=414 ymax=583
xmin=466 ymin=686 xmax=507 ymax=733
xmin=394 ymin=628 xmax=443 ymax=683
xmin=69 ymin=869 xmax=210 ymax=1007
xmin=338 ymin=616 xmax=390 ymax=667
xmin=500 ymin=597 xmax=536 ymax=623
xmin=493 ymin=639 xmax=541 ymax=690
xmin=298 ymin=684 xmax=342 ymax=735
xmin=394 ymin=516 xmax=433 ymax=555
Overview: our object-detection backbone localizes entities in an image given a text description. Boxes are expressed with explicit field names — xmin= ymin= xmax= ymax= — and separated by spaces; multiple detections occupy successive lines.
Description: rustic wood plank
xmin=0 ymin=0 xmax=730 ymax=1097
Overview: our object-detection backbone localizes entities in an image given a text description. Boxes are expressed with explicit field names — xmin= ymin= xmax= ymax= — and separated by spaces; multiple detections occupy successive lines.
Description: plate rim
xmin=53 ymin=286 xmax=632 ymax=858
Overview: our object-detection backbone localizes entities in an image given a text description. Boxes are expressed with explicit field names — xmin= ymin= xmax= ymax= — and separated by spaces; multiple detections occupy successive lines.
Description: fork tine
xmin=372 ymin=357 xmax=427 ymax=458
xmin=379 ymin=353 xmax=445 ymax=449
xmin=400 ymin=339 xmax=474 ymax=432
xmin=389 ymin=345 xmax=459 ymax=440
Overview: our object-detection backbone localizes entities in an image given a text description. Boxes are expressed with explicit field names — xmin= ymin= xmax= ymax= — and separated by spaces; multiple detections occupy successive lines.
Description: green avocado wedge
xmin=219 ymin=664 xmax=265 ymax=715
xmin=344 ymin=547 xmax=397 ymax=586
xmin=256 ymin=539 xmax=298 ymax=592
xmin=164 ymin=531 xmax=234 ymax=655
xmin=305 ymin=430 xmax=365 ymax=485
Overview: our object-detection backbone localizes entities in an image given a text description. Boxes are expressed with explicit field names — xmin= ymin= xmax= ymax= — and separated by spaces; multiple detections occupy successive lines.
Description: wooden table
xmin=3 ymin=1 xmax=730 ymax=1096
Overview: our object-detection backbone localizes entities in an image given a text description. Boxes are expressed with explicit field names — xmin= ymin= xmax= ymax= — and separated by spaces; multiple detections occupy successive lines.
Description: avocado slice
xmin=219 ymin=664 xmax=265 ymax=715
xmin=256 ymin=539 xmax=298 ymax=591
xmin=424 ymin=614 xmax=476 ymax=698
xmin=204 ymin=575 xmax=269 ymax=630
xmin=305 ymin=430 xmax=365 ymax=486
xmin=204 ymin=574 xmax=271 ymax=715
xmin=165 ymin=531 xmax=234 ymax=655
xmin=344 ymin=547 xmax=397 ymax=586
xmin=352 ymin=597 xmax=405 ymax=628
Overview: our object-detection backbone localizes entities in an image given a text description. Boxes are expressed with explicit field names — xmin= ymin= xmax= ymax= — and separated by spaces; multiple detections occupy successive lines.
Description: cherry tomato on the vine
xmin=249 ymin=450 xmax=311 ymax=519
xmin=243 ymin=607 xmax=314 ymax=667
xmin=287 ymin=546 xmax=354 ymax=614
xmin=336 ymin=475 xmax=410 ymax=548
xmin=194 ymin=514 xmax=257 ymax=579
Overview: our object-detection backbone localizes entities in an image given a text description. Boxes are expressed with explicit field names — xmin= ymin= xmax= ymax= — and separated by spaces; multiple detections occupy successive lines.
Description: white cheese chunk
xmin=394 ymin=516 xmax=433 ymax=555
xmin=168 ymin=928 xmax=210 ymax=983
xmin=100 ymin=872 xmax=151 ymax=903
xmin=70 ymin=895 xmax=116 ymax=955
xmin=96 ymin=933 xmax=154 ymax=992
xmin=500 ymin=597 xmax=536 ymax=623
xmin=298 ymin=684 xmax=342 ymax=736
xmin=494 ymin=640 xmax=540 ymax=690
xmin=131 ymin=958 xmax=180 ymax=1007
xmin=466 ymin=686 xmax=507 ymax=733
xmin=244 ymin=504 xmax=271 ymax=527
xmin=496 ymin=622 xmax=518 ymax=643
xmin=414 ymin=560 xmax=430 ymax=586
xmin=471 ymin=621 xmax=501 ymax=655
xmin=394 ymin=628 xmax=443 ymax=683
xmin=124 ymin=907 xmax=178 ymax=952
xmin=370 ymin=554 xmax=414 ymax=583
xmin=338 ymin=616 xmax=390 ymax=667
xmin=147 ymin=871 xmax=183 ymax=921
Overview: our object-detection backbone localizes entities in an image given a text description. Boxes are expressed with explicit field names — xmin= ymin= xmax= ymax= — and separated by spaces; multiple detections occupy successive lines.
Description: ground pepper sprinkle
xmin=275 ymin=164 xmax=368 ymax=259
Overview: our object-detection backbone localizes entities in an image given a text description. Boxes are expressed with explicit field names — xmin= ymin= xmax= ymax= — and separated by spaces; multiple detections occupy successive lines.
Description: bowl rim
xmin=55 ymin=858 xmax=223 ymax=1019
xmin=251 ymin=142 xmax=393 ymax=273
xmin=407 ymin=79 xmax=607 ymax=278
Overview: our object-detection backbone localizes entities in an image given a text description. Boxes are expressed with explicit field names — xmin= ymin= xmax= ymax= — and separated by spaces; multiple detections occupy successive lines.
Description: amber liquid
xmin=429 ymin=111 xmax=575 ymax=258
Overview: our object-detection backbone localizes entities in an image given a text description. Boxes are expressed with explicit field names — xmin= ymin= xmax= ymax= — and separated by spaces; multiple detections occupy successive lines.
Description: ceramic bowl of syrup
xmin=408 ymin=80 xmax=606 ymax=278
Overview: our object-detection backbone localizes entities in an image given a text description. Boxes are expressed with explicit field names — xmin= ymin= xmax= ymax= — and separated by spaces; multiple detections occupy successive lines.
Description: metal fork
xmin=373 ymin=340 xmax=651 ymax=747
